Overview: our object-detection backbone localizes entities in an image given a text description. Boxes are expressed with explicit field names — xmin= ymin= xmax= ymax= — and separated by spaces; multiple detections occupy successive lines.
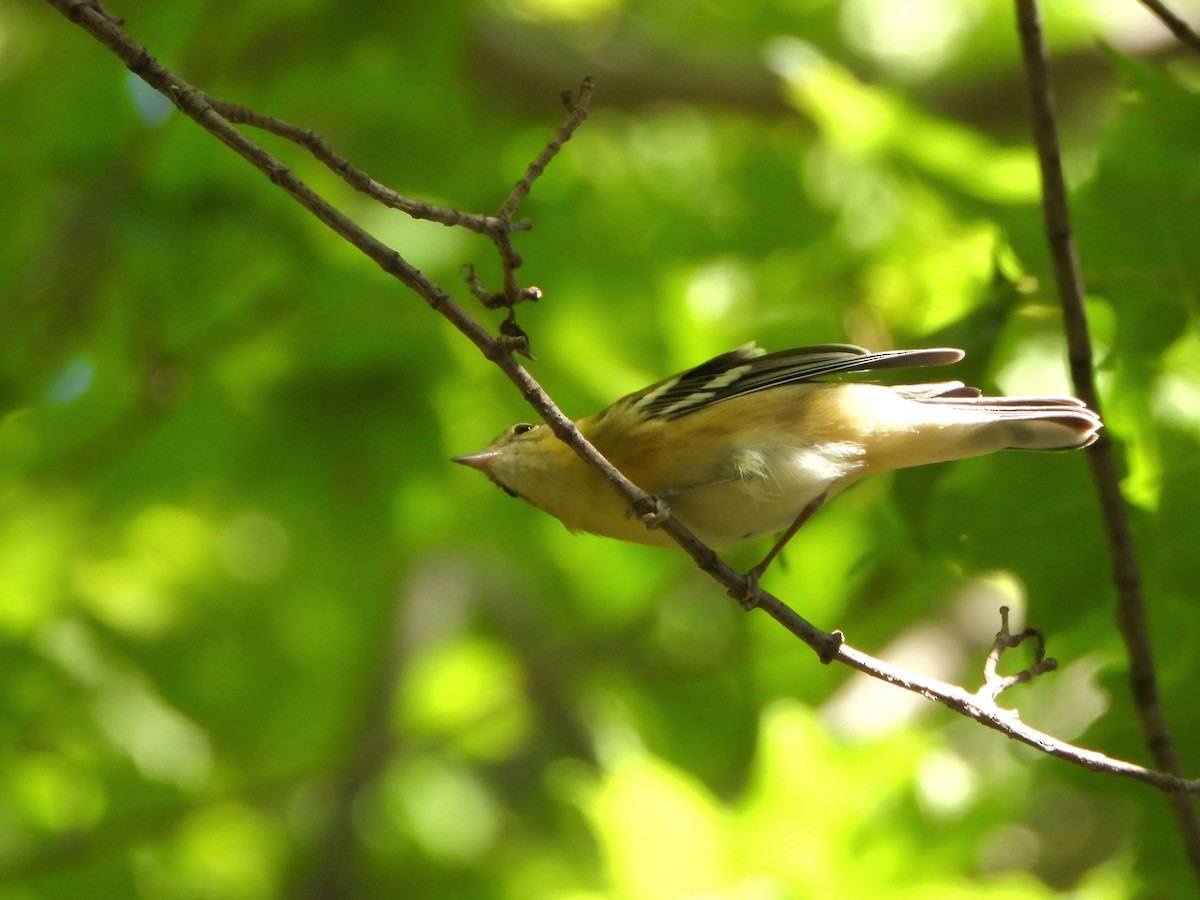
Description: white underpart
xmin=787 ymin=441 xmax=866 ymax=493
xmin=738 ymin=441 xmax=865 ymax=504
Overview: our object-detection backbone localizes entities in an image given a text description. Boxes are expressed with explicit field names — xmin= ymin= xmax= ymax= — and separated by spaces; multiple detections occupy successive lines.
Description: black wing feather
xmin=632 ymin=344 xmax=964 ymax=420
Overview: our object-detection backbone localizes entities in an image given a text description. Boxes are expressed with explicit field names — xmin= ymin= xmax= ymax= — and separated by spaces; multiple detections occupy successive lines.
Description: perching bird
xmin=454 ymin=344 xmax=1101 ymax=568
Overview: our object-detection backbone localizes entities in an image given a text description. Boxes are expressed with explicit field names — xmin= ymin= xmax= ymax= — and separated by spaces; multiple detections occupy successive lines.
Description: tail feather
xmin=916 ymin=394 xmax=1102 ymax=450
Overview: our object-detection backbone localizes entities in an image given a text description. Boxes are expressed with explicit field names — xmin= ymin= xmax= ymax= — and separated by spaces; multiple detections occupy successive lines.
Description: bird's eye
xmin=512 ymin=423 xmax=535 ymax=435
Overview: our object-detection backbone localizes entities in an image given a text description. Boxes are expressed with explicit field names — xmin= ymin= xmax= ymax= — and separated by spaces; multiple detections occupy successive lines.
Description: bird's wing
xmin=629 ymin=344 xmax=964 ymax=421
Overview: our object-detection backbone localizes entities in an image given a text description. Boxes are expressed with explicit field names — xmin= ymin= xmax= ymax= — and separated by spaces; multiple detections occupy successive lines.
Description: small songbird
xmin=454 ymin=344 xmax=1101 ymax=568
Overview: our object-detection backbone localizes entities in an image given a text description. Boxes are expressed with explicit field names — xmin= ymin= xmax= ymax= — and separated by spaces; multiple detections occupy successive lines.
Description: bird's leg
xmin=745 ymin=493 xmax=827 ymax=585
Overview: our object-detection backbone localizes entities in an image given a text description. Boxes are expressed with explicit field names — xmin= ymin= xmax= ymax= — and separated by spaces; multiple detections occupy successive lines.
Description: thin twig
xmin=496 ymin=77 xmax=596 ymax=222
xmin=1014 ymin=0 xmax=1200 ymax=878
xmin=205 ymin=96 xmax=531 ymax=237
xmin=835 ymin=642 xmax=1198 ymax=791
xmin=1136 ymin=0 xmax=1200 ymax=55
xmin=42 ymin=0 xmax=1200 ymax=802
xmin=977 ymin=606 xmax=1057 ymax=702
xmin=490 ymin=77 xmax=597 ymax=303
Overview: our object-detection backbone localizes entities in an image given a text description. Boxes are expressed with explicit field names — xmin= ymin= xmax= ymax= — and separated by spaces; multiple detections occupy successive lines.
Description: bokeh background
xmin=6 ymin=0 xmax=1200 ymax=896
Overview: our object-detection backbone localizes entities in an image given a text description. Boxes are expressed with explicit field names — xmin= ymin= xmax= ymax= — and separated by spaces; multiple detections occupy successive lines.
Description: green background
xmin=5 ymin=0 xmax=1200 ymax=896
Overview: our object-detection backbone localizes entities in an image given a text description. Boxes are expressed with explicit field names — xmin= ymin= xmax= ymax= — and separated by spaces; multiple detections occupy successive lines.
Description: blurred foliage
xmin=4 ymin=0 xmax=1200 ymax=897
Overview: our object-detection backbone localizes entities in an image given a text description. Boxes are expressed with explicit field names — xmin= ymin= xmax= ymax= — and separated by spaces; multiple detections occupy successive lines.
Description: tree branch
xmin=1014 ymin=0 xmax=1200 ymax=878
xmin=1136 ymin=0 xmax=1200 ymax=55
xmin=836 ymin=641 xmax=1198 ymax=791
xmin=204 ymin=96 xmax=532 ymax=237
xmin=41 ymin=0 xmax=1200 ymax=809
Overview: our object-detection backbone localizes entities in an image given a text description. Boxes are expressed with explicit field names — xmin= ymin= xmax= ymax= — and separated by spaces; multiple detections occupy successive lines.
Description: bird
xmin=454 ymin=343 xmax=1101 ymax=573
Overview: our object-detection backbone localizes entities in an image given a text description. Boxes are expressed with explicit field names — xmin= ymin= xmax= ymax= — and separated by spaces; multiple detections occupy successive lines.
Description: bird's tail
xmin=906 ymin=387 xmax=1102 ymax=450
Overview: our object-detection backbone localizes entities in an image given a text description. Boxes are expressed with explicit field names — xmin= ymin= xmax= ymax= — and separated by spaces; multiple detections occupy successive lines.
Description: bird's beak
xmin=452 ymin=450 xmax=502 ymax=472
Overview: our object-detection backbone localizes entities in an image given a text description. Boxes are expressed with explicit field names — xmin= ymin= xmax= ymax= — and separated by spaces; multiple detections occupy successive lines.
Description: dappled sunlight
xmin=626 ymin=110 xmax=724 ymax=199
xmin=841 ymin=0 xmax=981 ymax=80
xmin=76 ymin=504 xmax=216 ymax=638
xmin=915 ymin=749 xmax=979 ymax=820
xmin=682 ymin=258 xmax=755 ymax=325
xmin=578 ymin=748 xmax=730 ymax=898
xmin=855 ymin=199 xmax=1000 ymax=332
xmin=93 ymin=674 xmax=213 ymax=787
xmin=769 ymin=37 xmax=899 ymax=154
xmin=75 ymin=556 xmax=181 ymax=637
xmin=0 ymin=487 xmax=82 ymax=635
xmin=360 ymin=756 xmax=501 ymax=862
xmin=37 ymin=620 xmax=214 ymax=788
xmin=1154 ymin=329 xmax=1200 ymax=453
xmin=994 ymin=333 xmax=1080 ymax=398
xmin=802 ymin=143 xmax=902 ymax=248
xmin=7 ymin=752 xmax=106 ymax=834
xmin=772 ymin=38 xmax=1039 ymax=201
xmin=498 ymin=0 xmax=624 ymax=24
xmin=144 ymin=803 xmax=285 ymax=900
xmin=396 ymin=636 xmax=533 ymax=761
